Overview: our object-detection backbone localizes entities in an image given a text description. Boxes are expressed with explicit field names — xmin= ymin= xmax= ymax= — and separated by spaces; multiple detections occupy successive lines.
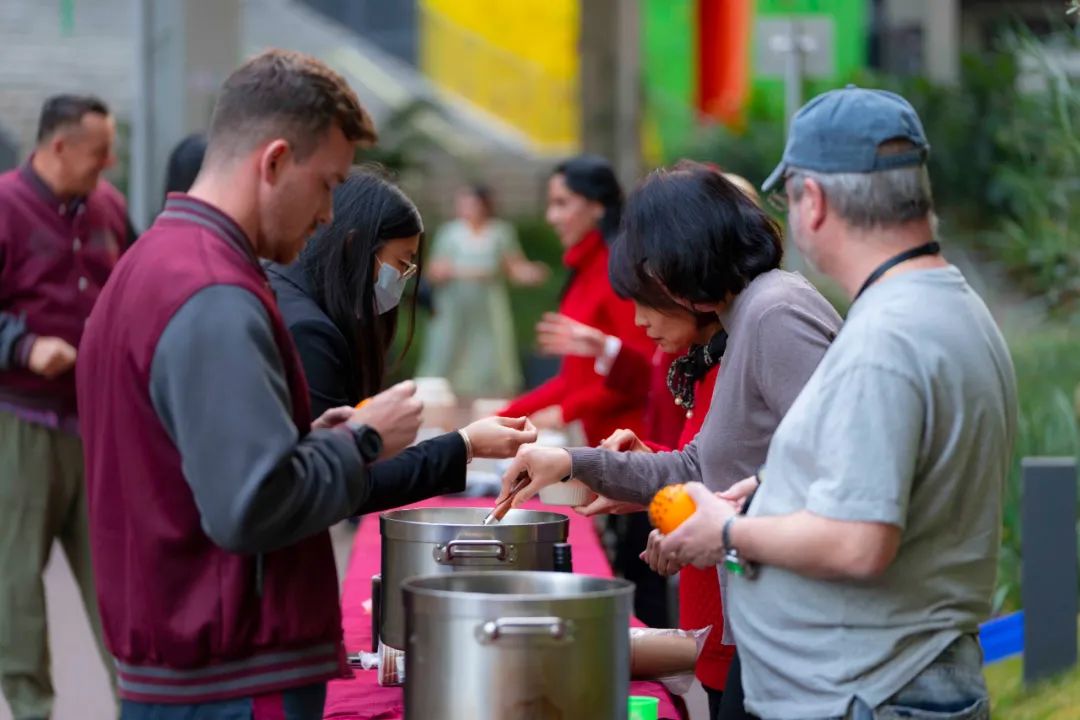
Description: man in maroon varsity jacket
xmin=0 ymin=94 xmax=126 ymax=720
xmin=77 ymin=50 xmax=423 ymax=720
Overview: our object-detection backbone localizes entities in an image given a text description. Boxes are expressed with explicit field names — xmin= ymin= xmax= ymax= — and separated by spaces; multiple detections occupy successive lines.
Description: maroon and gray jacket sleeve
xmin=149 ymin=284 xmax=381 ymax=555
xmin=0 ymin=237 xmax=34 ymax=369
xmin=0 ymin=311 xmax=35 ymax=370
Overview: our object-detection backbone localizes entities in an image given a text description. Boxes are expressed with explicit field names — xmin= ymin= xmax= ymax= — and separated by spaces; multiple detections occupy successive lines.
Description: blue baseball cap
xmin=762 ymin=85 xmax=930 ymax=192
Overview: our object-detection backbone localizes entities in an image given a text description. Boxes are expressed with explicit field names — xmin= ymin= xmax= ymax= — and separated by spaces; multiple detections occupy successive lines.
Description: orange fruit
xmin=649 ymin=484 xmax=696 ymax=534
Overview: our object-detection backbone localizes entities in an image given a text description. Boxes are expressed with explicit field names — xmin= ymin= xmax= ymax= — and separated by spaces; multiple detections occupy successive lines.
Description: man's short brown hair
xmin=207 ymin=49 xmax=376 ymax=161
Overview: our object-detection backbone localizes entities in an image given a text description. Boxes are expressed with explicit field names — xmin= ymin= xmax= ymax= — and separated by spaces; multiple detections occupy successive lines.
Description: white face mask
xmin=373 ymin=259 xmax=407 ymax=314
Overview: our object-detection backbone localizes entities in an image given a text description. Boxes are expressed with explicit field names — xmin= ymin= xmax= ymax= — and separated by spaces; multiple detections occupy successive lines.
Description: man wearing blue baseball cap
xmin=653 ymin=86 xmax=1018 ymax=719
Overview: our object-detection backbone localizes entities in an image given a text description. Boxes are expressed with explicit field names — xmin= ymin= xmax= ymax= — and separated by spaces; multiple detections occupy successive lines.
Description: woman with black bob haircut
xmin=268 ymin=170 xmax=537 ymax=517
xmin=620 ymin=161 xmax=783 ymax=308
xmin=498 ymin=161 xmax=842 ymax=720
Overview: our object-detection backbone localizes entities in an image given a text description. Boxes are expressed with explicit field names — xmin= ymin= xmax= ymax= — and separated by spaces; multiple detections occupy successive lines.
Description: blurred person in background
xmin=416 ymin=183 xmax=547 ymax=398
xmin=163 ymin=132 xmax=207 ymax=197
xmin=496 ymin=155 xmax=658 ymax=625
xmin=0 ymin=93 xmax=125 ymax=720
xmin=499 ymin=155 xmax=652 ymax=445
xmin=267 ymin=171 xmax=537 ymax=510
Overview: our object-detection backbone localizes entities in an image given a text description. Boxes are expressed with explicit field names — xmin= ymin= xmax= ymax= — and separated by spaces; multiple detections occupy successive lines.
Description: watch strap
xmin=348 ymin=423 xmax=383 ymax=464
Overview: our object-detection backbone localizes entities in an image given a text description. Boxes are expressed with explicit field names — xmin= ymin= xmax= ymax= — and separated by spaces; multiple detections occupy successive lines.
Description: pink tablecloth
xmin=323 ymin=496 xmax=686 ymax=719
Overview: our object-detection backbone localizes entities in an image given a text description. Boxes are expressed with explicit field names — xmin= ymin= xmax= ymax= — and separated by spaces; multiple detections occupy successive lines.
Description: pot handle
xmin=434 ymin=539 xmax=514 ymax=564
xmin=476 ymin=617 xmax=573 ymax=644
xmin=370 ymin=574 xmax=381 ymax=653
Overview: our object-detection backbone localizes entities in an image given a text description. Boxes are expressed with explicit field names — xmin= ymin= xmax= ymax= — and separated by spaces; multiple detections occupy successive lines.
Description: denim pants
xmin=120 ymin=683 xmax=327 ymax=720
xmin=840 ymin=635 xmax=989 ymax=720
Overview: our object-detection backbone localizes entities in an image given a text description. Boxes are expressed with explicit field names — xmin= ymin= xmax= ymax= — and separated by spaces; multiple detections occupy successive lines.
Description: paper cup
xmin=538 ymin=478 xmax=591 ymax=507
xmin=536 ymin=429 xmax=570 ymax=447
xmin=413 ymin=376 xmax=454 ymax=397
xmin=471 ymin=398 xmax=509 ymax=421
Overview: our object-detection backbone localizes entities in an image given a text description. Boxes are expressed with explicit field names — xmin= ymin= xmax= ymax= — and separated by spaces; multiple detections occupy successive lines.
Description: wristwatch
xmin=723 ymin=518 xmax=756 ymax=579
xmin=348 ymin=423 xmax=383 ymax=464
xmin=723 ymin=471 xmax=762 ymax=579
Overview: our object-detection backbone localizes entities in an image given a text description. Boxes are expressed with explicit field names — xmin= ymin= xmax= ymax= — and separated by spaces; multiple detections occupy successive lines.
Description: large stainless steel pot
xmin=379 ymin=507 xmax=568 ymax=649
xmin=403 ymin=572 xmax=634 ymax=720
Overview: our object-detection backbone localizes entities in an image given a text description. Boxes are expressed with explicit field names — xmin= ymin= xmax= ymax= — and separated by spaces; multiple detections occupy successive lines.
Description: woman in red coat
xmin=629 ymin=329 xmax=734 ymax=715
xmin=541 ymin=292 xmax=735 ymax=715
xmin=499 ymin=155 xmax=651 ymax=446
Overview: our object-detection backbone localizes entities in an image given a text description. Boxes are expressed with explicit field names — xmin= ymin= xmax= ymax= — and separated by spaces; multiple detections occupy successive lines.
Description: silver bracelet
xmin=458 ymin=429 xmax=474 ymax=464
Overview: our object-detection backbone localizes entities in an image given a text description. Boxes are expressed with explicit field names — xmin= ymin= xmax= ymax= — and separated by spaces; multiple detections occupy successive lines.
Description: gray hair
xmin=788 ymin=164 xmax=934 ymax=229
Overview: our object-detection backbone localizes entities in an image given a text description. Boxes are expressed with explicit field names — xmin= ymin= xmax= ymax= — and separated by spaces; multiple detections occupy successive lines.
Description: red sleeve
xmin=606 ymin=294 xmax=656 ymax=362
xmin=676 ymin=364 xmax=720 ymax=448
xmin=631 ymin=350 xmax=684 ymax=449
xmin=562 ymin=285 xmax=654 ymax=422
xmin=644 ymin=440 xmax=674 ymax=453
xmin=561 ymin=377 xmax=634 ymax=423
xmin=502 ymin=362 xmax=635 ymax=426
xmin=603 ymin=345 xmax=653 ymax=392
xmin=499 ymin=374 xmax=568 ymax=418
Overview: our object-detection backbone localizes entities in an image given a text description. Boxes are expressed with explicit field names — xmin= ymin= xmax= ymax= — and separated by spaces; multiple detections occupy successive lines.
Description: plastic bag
xmin=629 ymin=625 xmax=712 ymax=696
xmin=346 ymin=641 xmax=405 ymax=686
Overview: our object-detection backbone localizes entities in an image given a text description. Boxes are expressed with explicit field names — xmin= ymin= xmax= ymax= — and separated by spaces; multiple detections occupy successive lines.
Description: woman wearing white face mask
xmin=267 ymin=171 xmax=537 ymax=514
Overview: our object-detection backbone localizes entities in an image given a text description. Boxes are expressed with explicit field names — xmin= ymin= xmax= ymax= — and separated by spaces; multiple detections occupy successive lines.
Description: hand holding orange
xmin=648 ymin=484 xmax=697 ymax=534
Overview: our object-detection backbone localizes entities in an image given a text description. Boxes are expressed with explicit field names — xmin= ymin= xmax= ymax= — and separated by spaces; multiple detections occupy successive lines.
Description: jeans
xmin=841 ymin=635 xmax=989 ymax=720
xmin=120 ymin=683 xmax=327 ymax=720
xmin=704 ymin=684 xmax=724 ymax=720
xmin=720 ymin=651 xmax=757 ymax=720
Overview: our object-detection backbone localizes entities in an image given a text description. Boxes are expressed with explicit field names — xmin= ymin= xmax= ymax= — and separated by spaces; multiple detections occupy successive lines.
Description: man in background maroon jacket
xmin=0 ymin=94 xmax=125 ymax=720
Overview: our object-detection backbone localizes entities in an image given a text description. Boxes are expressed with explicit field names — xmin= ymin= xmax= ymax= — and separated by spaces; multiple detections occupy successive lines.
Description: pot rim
xmin=381 ymin=507 xmax=569 ymax=543
xmin=401 ymin=570 xmax=635 ymax=603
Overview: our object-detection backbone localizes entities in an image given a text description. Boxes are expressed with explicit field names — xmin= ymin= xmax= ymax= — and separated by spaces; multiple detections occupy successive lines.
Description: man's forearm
xmin=731 ymin=510 xmax=900 ymax=580
xmin=151 ymin=285 xmax=376 ymax=555
xmin=220 ymin=426 xmax=371 ymax=554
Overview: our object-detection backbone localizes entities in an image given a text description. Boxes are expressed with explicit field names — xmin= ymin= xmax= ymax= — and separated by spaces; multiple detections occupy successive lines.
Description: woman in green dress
xmin=418 ymin=185 xmax=548 ymax=398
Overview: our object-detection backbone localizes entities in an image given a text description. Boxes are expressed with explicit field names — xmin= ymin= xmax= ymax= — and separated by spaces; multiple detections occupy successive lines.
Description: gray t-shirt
xmin=730 ymin=266 xmax=1017 ymax=719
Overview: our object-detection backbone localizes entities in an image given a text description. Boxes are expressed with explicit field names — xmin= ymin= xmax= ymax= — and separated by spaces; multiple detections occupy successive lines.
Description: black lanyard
xmin=854 ymin=241 xmax=941 ymax=301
